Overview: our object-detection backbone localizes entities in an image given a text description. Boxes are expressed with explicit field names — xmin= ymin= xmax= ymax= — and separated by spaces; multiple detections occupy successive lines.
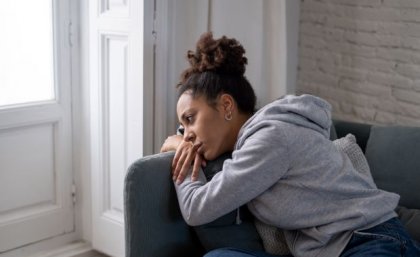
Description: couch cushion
xmin=333 ymin=134 xmax=372 ymax=179
xmin=254 ymin=219 xmax=290 ymax=256
xmin=396 ymin=206 xmax=420 ymax=243
xmin=193 ymin=152 xmax=264 ymax=252
xmin=365 ymin=126 xmax=420 ymax=210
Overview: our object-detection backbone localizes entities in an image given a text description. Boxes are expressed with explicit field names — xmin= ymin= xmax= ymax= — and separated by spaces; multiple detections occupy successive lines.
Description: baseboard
xmin=0 ymin=232 xmax=81 ymax=257
xmin=28 ymin=241 xmax=104 ymax=257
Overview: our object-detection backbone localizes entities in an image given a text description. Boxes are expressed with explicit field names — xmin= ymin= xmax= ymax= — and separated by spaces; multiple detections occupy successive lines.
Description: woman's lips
xmin=196 ymin=142 xmax=205 ymax=155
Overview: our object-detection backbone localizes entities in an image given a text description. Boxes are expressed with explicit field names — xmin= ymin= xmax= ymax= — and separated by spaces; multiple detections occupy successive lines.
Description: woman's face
xmin=177 ymin=92 xmax=234 ymax=161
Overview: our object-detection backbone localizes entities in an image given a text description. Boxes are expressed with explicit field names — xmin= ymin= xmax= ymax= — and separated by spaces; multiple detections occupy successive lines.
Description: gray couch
xmin=124 ymin=120 xmax=420 ymax=257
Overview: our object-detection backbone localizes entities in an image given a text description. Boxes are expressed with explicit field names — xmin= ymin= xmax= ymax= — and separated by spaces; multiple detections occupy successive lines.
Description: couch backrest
xmin=334 ymin=120 xmax=420 ymax=210
xmin=364 ymin=125 xmax=420 ymax=210
xmin=333 ymin=120 xmax=372 ymax=152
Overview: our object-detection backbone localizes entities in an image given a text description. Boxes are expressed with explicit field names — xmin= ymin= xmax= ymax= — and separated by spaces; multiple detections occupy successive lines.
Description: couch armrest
xmin=124 ymin=152 xmax=204 ymax=257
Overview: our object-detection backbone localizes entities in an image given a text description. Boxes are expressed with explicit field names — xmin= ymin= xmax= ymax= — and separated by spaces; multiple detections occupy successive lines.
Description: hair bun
xmin=181 ymin=32 xmax=248 ymax=82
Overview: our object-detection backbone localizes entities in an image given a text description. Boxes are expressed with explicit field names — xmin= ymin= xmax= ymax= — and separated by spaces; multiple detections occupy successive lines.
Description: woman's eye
xmin=186 ymin=115 xmax=194 ymax=123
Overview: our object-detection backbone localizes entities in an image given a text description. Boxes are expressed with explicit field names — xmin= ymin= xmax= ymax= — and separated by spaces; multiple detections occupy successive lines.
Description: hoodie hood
xmin=240 ymin=94 xmax=332 ymax=140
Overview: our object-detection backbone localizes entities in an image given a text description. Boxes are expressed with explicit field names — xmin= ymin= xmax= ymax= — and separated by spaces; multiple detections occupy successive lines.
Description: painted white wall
xmin=210 ymin=0 xmax=284 ymax=107
xmin=151 ymin=0 xmax=210 ymax=152
xmin=210 ymin=0 xmax=301 ymax=105
xmin=285 ymin=0 xmax=300 ymax=95
xmin=298 ymin=0 xmax=420 ymax=126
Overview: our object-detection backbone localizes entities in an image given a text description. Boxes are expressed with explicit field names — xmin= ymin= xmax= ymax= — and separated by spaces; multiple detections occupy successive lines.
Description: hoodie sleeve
xmin=174 ymin=125 xmax=290 ymax=226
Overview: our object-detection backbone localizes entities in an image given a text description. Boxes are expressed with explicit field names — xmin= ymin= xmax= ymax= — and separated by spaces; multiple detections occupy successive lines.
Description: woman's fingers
xmin=172 ymin=141 xmax=190 ymax=169
xmin=171 ymin=141 xmax=204 ymax=184
xmin=172 ymin=147 xmax=182 ymax=170
xmin=175 ymin=143 xmax=202 ymax=184
xmin=173 ymin=146 xmax=189 ymax=181
xmin=176 ymin=150 xmax=195 ymax=184
xmin=191 ymin=153 xmax=203 ymax=182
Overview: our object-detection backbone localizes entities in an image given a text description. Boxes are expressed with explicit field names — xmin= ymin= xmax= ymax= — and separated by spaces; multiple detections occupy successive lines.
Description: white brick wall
xmin=297 ymin=0 xmax=420 ymax=126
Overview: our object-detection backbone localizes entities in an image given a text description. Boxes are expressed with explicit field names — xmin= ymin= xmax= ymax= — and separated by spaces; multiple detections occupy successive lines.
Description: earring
xmin=225 ymin=111 xmax=232 ymax=121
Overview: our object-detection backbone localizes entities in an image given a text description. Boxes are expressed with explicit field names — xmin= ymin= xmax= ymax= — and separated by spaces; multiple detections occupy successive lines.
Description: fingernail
xmin=176 ymin=179 xmax=182 ymax=185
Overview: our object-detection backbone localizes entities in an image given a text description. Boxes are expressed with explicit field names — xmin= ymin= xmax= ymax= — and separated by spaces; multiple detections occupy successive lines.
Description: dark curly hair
xmin=177 ymin=32 xmax=256 ymax=115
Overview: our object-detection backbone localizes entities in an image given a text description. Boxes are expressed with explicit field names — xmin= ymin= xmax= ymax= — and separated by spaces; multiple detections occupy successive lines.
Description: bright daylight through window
xmin=0 ymin=0 xmax=55 ymax=107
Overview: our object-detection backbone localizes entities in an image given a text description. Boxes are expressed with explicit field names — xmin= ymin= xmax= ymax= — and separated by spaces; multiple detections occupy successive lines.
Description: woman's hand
xmin=161 ymin=135 xmax=206 ymax=184
xmin=172 ymin=141 xmax=205 ymax=184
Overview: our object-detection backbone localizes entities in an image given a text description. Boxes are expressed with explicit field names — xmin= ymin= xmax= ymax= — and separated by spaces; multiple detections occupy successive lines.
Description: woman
xmin=161 ymin=32 xmax=420 ymax=257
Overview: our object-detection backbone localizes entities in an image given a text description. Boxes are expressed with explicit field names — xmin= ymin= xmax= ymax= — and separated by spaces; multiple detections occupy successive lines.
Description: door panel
xmin=106 ymin=36 xmax=128 ymax=217
xmin=0 ymin=124 xmax=55 ymax=213
xmin=0 ymin=108 xmax=73 ymax=253
xmin=90 ymin=0 xmax=144 ymax=256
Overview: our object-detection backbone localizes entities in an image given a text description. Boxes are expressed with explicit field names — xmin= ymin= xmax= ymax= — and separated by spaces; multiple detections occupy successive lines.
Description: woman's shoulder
xmin=236 ymin=116 xmax=294 ymax=149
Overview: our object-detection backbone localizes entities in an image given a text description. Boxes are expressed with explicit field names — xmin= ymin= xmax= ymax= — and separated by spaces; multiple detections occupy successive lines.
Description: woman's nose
xmin=183 ymin=131 xmax=195 ymax=143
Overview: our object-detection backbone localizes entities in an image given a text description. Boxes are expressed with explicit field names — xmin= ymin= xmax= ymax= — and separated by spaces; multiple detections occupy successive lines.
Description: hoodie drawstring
xmin=235 ymin=208 xmax=242 ymax=225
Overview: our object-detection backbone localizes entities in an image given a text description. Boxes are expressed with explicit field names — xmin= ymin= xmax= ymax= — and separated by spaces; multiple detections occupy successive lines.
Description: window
xmin=0 ymin=0 xmax=74 ymax=252
xmin=0 ymin=0 xmax=55 ymax=107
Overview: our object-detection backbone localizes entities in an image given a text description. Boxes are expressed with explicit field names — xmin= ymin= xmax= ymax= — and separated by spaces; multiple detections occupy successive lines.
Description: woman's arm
xmin=174 ymin=128 xmax=290 ymax=226
xmin=160 ymin=135 xmax=183 ymax=153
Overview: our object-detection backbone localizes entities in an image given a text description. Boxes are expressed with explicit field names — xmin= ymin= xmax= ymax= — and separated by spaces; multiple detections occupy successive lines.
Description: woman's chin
xmin=202 ymin=150 xmax=216 ymax=161
xmin=203 ymin=149 xmax=222 ymax=161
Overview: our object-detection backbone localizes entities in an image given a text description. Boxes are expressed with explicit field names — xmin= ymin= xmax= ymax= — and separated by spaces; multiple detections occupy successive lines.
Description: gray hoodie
xmin=175 ymin=94 xmax=399 ymax=257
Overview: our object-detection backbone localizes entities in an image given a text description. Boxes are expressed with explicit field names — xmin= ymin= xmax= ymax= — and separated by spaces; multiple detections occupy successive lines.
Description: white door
xmin=0 ymin=0 xmax=74 ymax=253
xmin=89 ymin=0 xmax=147 ymax=256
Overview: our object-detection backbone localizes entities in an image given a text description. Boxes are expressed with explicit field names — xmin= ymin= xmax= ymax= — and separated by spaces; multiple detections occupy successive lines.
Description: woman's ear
xmin=219 ymin=94 xmax=235 ymax=112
